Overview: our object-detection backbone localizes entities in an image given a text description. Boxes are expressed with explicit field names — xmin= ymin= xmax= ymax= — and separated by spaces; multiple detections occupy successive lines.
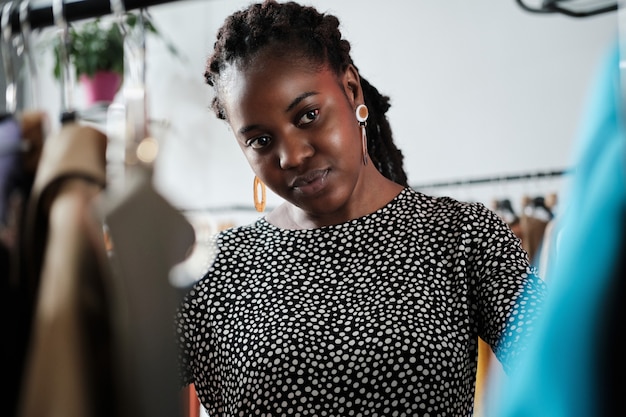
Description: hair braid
xmin=359 ymin=75 xmax=408 ymax=186
xmin=205 ymin=0 xmax=408 ymax=185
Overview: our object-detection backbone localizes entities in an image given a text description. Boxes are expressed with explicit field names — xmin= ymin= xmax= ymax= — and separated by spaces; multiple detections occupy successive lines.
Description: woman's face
xmin=218 ymin=51 xmax=366 ymax=217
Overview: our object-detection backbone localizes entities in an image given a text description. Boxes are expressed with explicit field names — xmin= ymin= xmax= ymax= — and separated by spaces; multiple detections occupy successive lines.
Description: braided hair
xmin=204 ymin=0 xmax=408 ymax=186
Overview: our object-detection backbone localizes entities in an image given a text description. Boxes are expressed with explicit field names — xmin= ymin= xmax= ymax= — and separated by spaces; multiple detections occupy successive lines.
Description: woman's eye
xmin=248 ymin=136 xmax=272 ymax=149
xmin=297 ymin=109 xmax=319 ymax=126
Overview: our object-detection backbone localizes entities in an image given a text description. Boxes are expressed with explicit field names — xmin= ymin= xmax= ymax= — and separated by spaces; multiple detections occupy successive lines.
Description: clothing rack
xmin=0 ymin=0 xmax=184 ymax=35
xmin=178 ymin=169 xmax=570 ymax=214
xmin=411 ymin=168 xmax=570 ymax=190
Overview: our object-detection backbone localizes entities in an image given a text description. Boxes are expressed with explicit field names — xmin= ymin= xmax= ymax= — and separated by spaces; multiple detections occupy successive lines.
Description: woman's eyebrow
xmin=285 ymin=91 xmax=319 ymax=112
xmin=238 ymin=91 xmax=321 ymax=135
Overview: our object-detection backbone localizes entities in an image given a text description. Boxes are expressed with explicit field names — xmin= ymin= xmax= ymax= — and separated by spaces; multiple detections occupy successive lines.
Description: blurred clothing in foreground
xmin=493 ymin=38 xmax=625 ymax=417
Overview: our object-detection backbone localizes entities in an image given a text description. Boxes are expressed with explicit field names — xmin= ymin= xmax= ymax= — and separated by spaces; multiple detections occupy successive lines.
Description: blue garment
xmin=0 ymin=115 xmax=21 ymax=225
xmin=494 ymin=38 xmax=626 ymax=417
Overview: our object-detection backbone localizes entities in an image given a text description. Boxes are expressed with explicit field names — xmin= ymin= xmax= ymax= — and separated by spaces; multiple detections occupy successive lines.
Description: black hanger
xmin=515 ymin=0 xmax=618 ymax=18
xmin=522 ymin=195 xmax=554 ymax=222
xmin=494 ymin=198 xmax=520 ymax=225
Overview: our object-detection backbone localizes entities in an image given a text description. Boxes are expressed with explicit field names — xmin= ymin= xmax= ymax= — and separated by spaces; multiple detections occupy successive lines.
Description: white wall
xmin=34 ymin=0 xmax=619 ymax=219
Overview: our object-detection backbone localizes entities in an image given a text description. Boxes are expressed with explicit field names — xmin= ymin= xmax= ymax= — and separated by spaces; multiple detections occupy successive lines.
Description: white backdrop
xmin=34 ymin=0 xmax=618 ymax=218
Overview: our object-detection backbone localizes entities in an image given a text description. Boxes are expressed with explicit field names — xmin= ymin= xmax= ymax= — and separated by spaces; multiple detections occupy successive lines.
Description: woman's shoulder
xmin=216 ymin=218 xmax=265 ymax=235
xmin=211 ymin=220 xmax=268 ymax=248
xmin=405 ymin=188 xmax=494 ymax=220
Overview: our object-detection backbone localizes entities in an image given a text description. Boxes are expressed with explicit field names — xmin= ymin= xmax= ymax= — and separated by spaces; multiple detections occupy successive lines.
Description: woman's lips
xmin=291 ymin=169 xmax=329 ymax=195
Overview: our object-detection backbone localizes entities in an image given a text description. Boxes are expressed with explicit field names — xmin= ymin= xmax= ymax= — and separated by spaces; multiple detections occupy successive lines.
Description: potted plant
xmin=51 ymin=12 xmax=180 ymax=105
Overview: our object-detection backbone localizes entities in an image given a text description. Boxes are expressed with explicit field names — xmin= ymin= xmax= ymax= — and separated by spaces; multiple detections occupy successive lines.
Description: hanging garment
xmin=1 ymin=114 xmax=24 ymax=417
xmin=0 ymin=115 xmax=21 ymax=227
xmin=104 ymin=164 xmax=195 ymax=417
xmin=16 ymin=121 xmax=123 ymax=417
xmin=17 ymin=111 xmax=47 ymax=190
xmin=537 ymin=218 xmax=557 ymax=281
xmin=0 ymin=110 xmax=47 ymax=255
xmin=493 ymin=38 xmax=626 ymax=417
xmin=474 ymin=338 xmax=498 ymax=417
xmin=519 ymin=195 xmax=553 ymax=266
xmin=2 ymin=110 xmax=47 ymax=417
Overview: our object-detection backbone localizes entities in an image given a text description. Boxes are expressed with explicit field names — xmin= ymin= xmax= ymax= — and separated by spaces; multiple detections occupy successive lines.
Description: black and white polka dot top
xmin=176 ymin=187 xmax=546 ymax=417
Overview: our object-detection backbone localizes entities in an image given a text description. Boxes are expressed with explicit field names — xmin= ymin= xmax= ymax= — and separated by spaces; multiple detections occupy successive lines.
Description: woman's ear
xmin=342 ymin=64 xmax=364 ymax=107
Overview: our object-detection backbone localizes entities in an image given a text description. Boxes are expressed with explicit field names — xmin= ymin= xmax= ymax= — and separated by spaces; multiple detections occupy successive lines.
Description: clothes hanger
xmin=522 ymin=195 xmax=554 ymax=222
xmin=18 ymin=0 xmax=39 ymax=110
xmin=515 ymin=0 xmax=618 ymax=17
xmin=2 ymin=1 xmax=18 ymax=116
xmin=14 ymin=0 xmax=46 ymax=181
xmin=52 ymin=0 xmax=77 ymax=123
xmin=1 ymin=0 xmax=46 ymax=150
xmin=102 ymin=3 xmax=194 ymax=417
xmin=494 ymin=198 xmax=520 ymax=225
xmin=122 ymin=4 xmax=151 ymax=169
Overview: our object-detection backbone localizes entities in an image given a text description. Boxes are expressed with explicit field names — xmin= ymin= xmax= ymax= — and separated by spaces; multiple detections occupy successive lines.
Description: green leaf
xmin=51 ymin=11 xmax=183 ymax=81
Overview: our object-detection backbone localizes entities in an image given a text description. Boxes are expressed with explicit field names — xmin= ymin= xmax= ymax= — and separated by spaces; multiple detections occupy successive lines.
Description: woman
xmin=176 ymin=1 xmax=546 ymax=415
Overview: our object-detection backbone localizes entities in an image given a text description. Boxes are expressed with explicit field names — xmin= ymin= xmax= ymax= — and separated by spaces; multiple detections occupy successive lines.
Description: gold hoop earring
xmin=253 ymin=176 xmax=266 ymax=212
xmin=356 ymin=104 xmax=369 ymax=165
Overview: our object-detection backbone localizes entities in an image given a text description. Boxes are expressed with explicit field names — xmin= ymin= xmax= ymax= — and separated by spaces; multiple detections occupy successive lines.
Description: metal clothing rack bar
xmin=411 ymin=168 xmax=570 ymax=190
xmin=0 ymin=0 xmax=185 ymax=35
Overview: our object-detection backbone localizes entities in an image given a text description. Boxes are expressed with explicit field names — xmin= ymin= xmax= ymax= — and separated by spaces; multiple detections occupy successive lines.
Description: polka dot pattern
xmin=176 ymin=188 xmax=546 ymax=416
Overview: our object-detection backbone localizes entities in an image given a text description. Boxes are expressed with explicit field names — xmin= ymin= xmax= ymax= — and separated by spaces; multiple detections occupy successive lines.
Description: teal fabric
xmin=494 ymin=38 xmax=626 ymax=417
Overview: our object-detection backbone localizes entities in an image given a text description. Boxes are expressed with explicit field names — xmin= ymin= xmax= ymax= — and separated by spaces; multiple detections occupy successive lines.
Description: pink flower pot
xmin=80 ymin=71 xmax=122 ymax=105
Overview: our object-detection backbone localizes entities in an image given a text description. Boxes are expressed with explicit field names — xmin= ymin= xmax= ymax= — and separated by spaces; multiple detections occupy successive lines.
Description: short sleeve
xmin=175 ymin=288 xmax=198 ymax=388
xmin=469 ymin=203 xmax=548 ymax=374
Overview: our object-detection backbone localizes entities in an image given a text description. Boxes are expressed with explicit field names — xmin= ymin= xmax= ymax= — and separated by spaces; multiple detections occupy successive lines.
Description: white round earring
xmin=356 ymin=104 xmax=369 ymax=124
xmin=356 ymin=104 xmax=369 ymax=165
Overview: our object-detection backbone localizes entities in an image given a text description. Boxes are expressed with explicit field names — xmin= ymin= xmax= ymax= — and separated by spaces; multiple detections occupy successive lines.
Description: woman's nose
xmin=278 ymin=135 xmax=314 ymax=169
